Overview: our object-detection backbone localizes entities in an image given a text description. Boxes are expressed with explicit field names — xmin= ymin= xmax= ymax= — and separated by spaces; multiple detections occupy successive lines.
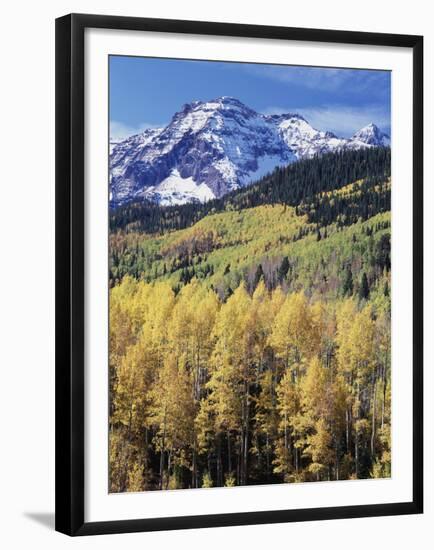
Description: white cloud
xmin=263 ymin=105 xmax=390 ymax=137
xmin=245 ymin=65 xmax=388 ymax=95
xmin=110 ymin=121 xmax=161 ymax=141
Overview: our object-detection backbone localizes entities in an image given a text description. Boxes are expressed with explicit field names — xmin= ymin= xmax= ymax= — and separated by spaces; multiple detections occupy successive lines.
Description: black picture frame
xmin=55 ymin=13 xmax=423 ymax=536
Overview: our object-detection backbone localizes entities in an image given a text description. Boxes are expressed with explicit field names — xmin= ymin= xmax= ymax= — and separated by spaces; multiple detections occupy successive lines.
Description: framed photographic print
xmin=55 ymin=13 xmax=423 ymax=536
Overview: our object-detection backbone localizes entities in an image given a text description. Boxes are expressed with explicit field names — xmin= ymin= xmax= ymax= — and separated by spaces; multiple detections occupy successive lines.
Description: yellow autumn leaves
xmin=109 ymin=276 xmax=391 ymax=492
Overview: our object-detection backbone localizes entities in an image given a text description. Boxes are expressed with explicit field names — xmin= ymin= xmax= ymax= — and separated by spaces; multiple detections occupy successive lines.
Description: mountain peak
xmin=214 ymin=96 xmax=245 ymax=105
xmin=352 ymin=123 xmax=390 ymax=146
xmin=205 ymin=96 xmax=258 ymax=116
xmin=181 ymin=96 xmax=250 ymax=111
xmin=175 ymin=97 xmax=257 ymax=124
xmin=364 ymin=122 xmax=384 ymax=132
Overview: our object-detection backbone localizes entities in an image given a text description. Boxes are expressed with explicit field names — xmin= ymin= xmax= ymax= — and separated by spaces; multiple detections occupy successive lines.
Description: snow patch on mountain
xmin=142 ymin=169 xmax=215 ymax=206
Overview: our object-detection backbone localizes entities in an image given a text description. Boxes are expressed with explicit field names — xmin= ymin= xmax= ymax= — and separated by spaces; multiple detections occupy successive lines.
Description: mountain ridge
xmin=110 ymin=97 xmax=390 ymax=207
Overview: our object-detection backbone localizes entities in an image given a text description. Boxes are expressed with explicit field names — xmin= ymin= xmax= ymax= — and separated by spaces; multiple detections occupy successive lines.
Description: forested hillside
xmin=110 ymin=147 xmax=390 ymax=234
xmin=109 ymin=147 xmax=391 ymax=492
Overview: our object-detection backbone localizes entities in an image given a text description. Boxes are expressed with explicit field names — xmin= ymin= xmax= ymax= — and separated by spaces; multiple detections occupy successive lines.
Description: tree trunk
xmin=217 ymin=434 xmax=222 ymax=486
xmin=227 ymin=431 xmax=232 ymax=474
xmin=266 ymin=432 xmax=270 ymax=480
xmin=371 ymin=378 xmax=377 ymax=459
xmin=382 ymin=361 xmax=387 ymax=430
xmin=144 ymin=427 xmax=149 ymax=490
xmin=355 ymin=381 xmax=360 ymax=478
xmin=345 ymin=408 xmax=350 ymax=453
xmin=284 ymin=410 xmax=288 ymax=451
xmin=294 ymin=443 xmax=299 ymax=475
xmin=355 ymin=430 xmax=359 ymax=478
xmin=159 ymin=450 xmax=165 ymax=490
xmin=237 ymin=441 xmax=241 ymax=484
xmin=335 ymin=443 xmax=340 ymax=481
xmin=192 ymin=444 xmax=197 ymax=488
xmin=159 ymin=417 xmax=167 ymax=490
xmin=243 ymin=393 xmax=250 ymax=485
xmin=165 ymin=450 xmax=171 ymax=490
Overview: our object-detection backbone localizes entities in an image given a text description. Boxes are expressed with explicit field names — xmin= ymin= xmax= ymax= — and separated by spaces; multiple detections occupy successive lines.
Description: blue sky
xmin=109 ymin=56 xmax=391 ymax=140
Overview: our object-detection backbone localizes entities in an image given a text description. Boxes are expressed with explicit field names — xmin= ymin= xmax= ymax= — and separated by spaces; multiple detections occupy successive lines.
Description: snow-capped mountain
xmin=351 ymin=123 xmax=390 ymax=147
xmin=110 ymin=97 xmax=390 ymax=206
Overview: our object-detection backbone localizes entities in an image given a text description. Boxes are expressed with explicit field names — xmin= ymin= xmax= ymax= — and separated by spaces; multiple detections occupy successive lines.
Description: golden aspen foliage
xmin=109 ymin=278 xmax=391 ymax=489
